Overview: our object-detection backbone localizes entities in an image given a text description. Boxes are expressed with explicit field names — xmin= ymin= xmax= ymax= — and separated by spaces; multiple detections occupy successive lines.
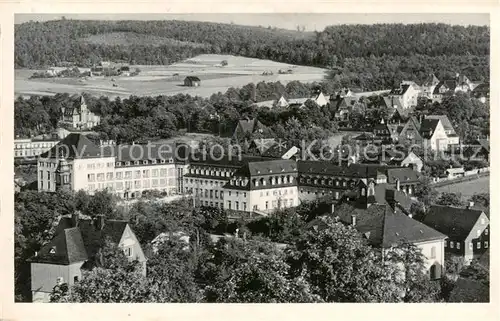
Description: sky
xmin=15 ymin=13 xmax=489 ymax=31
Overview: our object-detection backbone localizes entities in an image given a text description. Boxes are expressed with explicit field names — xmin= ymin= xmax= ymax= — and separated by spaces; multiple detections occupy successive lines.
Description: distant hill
xmin=14 ymin=20 xmax=489 ymax=89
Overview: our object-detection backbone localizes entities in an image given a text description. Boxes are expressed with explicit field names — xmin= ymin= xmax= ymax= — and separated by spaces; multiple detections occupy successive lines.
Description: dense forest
xmin=15 ymin=20 xmax=489 ymax=89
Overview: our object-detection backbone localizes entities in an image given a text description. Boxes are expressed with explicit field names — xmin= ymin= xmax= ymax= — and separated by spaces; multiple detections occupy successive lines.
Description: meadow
xmin=15 ymin=54 xmax=327 ymax=99
xmin=435 ymin=175 xmax=490 ymax=201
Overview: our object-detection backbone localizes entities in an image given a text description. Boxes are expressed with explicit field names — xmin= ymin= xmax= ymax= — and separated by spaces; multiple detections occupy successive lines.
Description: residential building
xmin=425 ymin=115 xmax=460 ymax=145
xmin=398 ymin=115 xmax=458 ymax=151
xmin=232 ymin=118 xmax=268 ymax=141
xmin=335 ymin=202 xmax=447 ymax=279
xmin=387 ymin=82 xmax=421 ymax=109
xmin=310 ymin=181 xmax=446 ymax=280
xmin=432 ymin=73 xmax=475 ymax=102
xmin=332 ymin=95 xmax=358 ymax=121
xmin=29 ymin=213 xmax=146 ymax=302
xmin=60 ymin=95 xmax=100 ymax=130
xmin=288 ymin=91 xmax=328 ymax=108
xmin=471 ymin=82 xmax=489 ymax=103
xmin=184 ymin=76 xmax=201 ymax=87
xmin=421 ymin=204 xmax=490 ymax=264
xmin=275 ymin=95 xmax=289 ymax=108
xmin=421 ymin=73 xmax=440 ymax=99
xmin=223 ymin=159 xmax=299 ymax=214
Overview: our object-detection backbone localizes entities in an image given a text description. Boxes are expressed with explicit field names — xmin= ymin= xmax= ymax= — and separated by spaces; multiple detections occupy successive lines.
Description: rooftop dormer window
xmin=116 ymin=162 xmax=121 ymax=166
xmin=134 ymin=161 xmax=139 ymax=165
xmin=50 ymin=247 xmax=56 ymax=254
xmin=143 ymin=160 xmax=148 ymax=165
xmin=125 ymin=161 xmax=131 ymax=166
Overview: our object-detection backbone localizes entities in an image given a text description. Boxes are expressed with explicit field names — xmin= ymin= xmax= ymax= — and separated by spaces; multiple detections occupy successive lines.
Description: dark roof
xmin=233 ymin=118 xmax=266 ymax=137
xmin=353 ymin=132 xmax=379 ymax=141
xmin=382 ymin=96 xmax=404 ymax=110
xmin=390 ymin=84 xmax=410 ymax=96
xmin=261 ymin=143 xmax=298 ymax=158
xmin=185 ymin=76 xmax=200 ymax=81
xmin=472 ymin=82 xmax=489 ymax=96
xmin=336 ymin=204 xmax=446 ymax=248
xmin=425 ymin=115 xmax=455 ymax=133
xmin=477 ymin=139 xmax=490 ymax=153
xmin=419 ymin=119 xmax=440 ymax=139
xmin=386 ymin=167 xmax=421 ymax=184
xmin=423 ymin=74 xmax=440 ymax=87
xmin=31 ymin=216 xmax=131 ymax=265
xmin=39 ymin=133 xmax=106 ymax=159
xmin=31 ymin=227 xmax=88 ymax=264
xmin=422 ymin=205 xmax=487 ymax=240
xmin=298 ymin=161 xmax=385 ymax=178
xmin=225 ymin=160 xmax=298 ymax=191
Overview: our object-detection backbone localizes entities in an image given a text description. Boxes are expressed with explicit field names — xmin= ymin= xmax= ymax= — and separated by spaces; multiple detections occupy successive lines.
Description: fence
xmin=431 ymin=167 xmax=490 ymax=188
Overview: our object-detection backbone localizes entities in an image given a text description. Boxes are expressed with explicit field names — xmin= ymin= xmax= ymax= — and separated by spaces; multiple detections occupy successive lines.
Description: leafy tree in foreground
xmin=385 ymin=242 xmax=441 ymax=303
xmin=285 ymin=218 xmax=403 ymax=302
xmin=435 ymin=192 xmax=464 ymax=207
xmin=203 ymin=238 xmax=321 ymax=303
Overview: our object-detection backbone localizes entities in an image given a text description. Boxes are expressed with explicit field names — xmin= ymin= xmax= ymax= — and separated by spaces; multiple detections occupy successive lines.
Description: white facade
xmin=416 ymin=239 xmax=446 ymax=280
xmin=426 ymin=121 xmax=449 ymax=151
xmin=38 ymin=156 xmax=178 ymax=198
xmin=224 ymin=186 xmax=299 ymax=214
xmin=15 ymin=138 xmax=59 ymax=158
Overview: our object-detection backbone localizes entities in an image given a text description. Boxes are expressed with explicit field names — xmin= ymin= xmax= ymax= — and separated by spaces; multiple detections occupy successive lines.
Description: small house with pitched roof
xmin=321 ymin=180 xmax=447 ymax=279
xmin=421 ymin=205 xmax=490 ymax=264
xmin=29 ymin=214 xmax=146 ymax=302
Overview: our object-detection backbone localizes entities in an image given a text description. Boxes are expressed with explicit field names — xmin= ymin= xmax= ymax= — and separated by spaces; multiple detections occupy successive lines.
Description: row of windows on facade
xmin=15 ymin=149 xmax=52 ymax=157
xmin=189 ymin=167 xmax=235 ymax=177
xmin=115 ymin=158 xmax=174 ymax=167
xmin=187 ymin=187 xmax=295 ymax=199
xmin=88 ymin=178 xmax=176 ymax=191
xmin=229 ymin=175 xmax=295 ymax=187
xmin=86 ymin=168 xmax=175 ymax=182
xmin=226 ymin=199 xmax=294 ymax=211
xmin=300 ymin=189 xmax=342 ymax=199
xmin=445 ymin=239 xmax=489 ymax=250
xmin=15 ymin=142 xmax=57 ymax=149
xmin=299 ymin=177 xmax=356 ymax=187
xmin=185 ymin=178 xmax=226 ymax=187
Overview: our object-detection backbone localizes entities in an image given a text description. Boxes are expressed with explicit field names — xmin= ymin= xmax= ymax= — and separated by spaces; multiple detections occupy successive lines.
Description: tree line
xmin=15 ymin=20 xmax=489 ymax=89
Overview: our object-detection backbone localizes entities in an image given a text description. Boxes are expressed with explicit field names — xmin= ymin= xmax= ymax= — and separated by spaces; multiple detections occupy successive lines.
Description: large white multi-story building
xmin=38 ymin=133 xmax=179 ymax=198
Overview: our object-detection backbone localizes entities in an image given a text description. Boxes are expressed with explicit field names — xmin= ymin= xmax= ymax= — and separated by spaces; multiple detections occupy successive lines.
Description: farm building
xmin=184 ymin=76 xmax=201 ymax=87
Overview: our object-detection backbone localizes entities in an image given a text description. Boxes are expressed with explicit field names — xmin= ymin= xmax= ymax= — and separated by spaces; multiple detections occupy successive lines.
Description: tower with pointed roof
xmin=55 ymin=157 xmax=71 ymax=192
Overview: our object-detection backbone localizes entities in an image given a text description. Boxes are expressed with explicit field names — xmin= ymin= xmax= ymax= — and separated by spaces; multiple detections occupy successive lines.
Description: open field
xmin=15 ymin=54 xmax=327 ymax=99
xmin=435 ymin=175 xmax=490 ymax=200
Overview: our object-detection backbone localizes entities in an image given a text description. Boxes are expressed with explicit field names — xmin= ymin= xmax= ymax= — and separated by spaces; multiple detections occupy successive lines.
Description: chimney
xmin=330 ymin=204 xmax=335 ymax=214
xmin=351 ymin=215 xmax=356 ymax=226
xmin=396 ymin=178 xmax=400 ymax=191
xmin=95 ymin=214 xmax=105 ymax=230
